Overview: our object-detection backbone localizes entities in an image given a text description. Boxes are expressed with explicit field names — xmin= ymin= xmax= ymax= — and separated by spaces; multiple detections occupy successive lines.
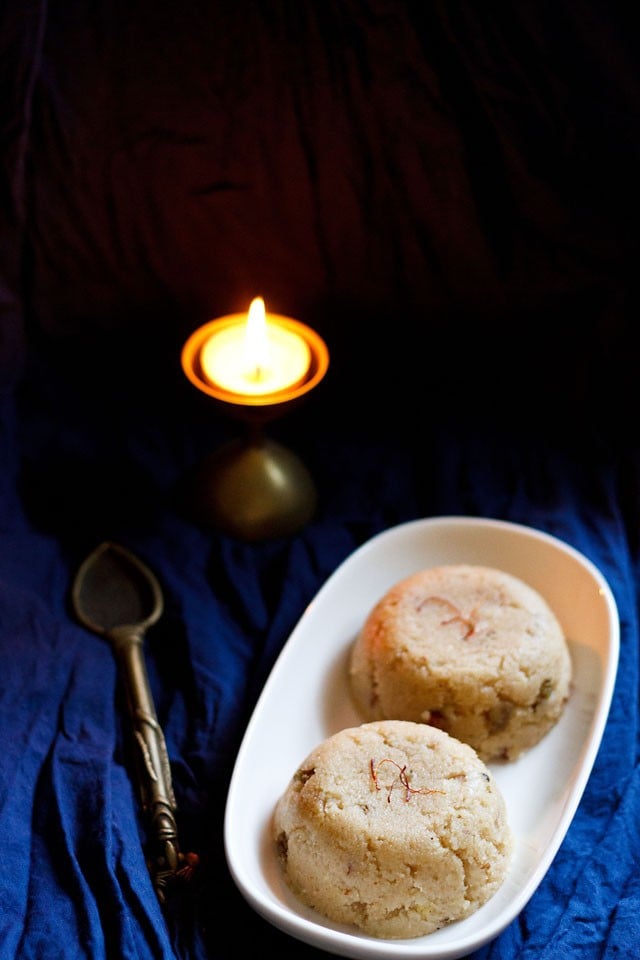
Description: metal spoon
xmin=71 ymin=540 xmax=184 ymax=905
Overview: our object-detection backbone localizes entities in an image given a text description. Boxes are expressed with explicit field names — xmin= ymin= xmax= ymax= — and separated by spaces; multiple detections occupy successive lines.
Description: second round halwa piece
xmin=349 ymin=564 xmax=572 ymax=761
xmin=273 ymin=720 xmax=513 ymax=939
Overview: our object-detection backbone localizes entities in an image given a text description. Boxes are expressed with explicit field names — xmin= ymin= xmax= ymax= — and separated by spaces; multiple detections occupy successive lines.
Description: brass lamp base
xmin=187 ymin=433 xmax=317 ymax=541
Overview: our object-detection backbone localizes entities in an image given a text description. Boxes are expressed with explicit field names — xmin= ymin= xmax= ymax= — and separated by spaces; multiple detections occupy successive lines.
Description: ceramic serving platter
xmin=224 ymin=516 xmax=620 ymax=960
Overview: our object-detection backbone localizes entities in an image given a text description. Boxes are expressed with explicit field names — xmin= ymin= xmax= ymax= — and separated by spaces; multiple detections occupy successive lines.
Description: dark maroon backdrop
xmin=2 ymin=1 xmax=638 ymax=438
xmin=1 ymin=6 xmax=639 ymax=960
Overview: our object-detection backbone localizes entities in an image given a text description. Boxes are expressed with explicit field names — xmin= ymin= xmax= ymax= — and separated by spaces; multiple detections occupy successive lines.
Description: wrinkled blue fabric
xmin=1 ymin=0 xmax=639 ymax=955
xmin=1 ymin=352 xmax=639 ymax=960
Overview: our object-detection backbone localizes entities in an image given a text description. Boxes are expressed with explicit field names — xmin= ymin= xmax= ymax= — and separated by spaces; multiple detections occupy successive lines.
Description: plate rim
xmin=224 ymin=515 xmax=620 ymax=960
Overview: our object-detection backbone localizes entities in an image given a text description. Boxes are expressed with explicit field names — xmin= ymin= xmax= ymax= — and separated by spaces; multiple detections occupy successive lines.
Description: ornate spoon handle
xmin=113 ymin=629 xmax=180 ymax=903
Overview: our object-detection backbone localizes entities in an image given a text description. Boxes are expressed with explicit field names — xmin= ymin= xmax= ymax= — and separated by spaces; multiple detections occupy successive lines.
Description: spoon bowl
xmin=72 ymin=540 xmax=163 ymax=636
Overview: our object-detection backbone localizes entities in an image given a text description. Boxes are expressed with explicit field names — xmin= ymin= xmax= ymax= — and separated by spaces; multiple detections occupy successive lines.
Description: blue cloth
xmin=1 ymin=2 xmax=639 ymax=955
xmin=0 ymin=346 xmax=638 ymax=960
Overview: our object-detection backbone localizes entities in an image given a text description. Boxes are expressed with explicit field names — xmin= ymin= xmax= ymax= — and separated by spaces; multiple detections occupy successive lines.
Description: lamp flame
xmin=243 ymin=297 xmax=270 ymax=382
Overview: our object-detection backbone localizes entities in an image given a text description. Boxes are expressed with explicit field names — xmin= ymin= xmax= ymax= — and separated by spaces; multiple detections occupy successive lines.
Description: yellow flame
xmin=243 ymin=297 xmax=270 ymax=381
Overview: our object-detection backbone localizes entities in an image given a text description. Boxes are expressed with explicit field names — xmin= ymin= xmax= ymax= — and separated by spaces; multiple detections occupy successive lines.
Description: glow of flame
xmin=242 ymin=296 xmax=270 ymax=381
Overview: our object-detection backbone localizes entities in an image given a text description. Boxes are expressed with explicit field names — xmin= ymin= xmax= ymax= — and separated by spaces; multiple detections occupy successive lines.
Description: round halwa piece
xmin=349 ymin=564 xmax=572 ymax=762
xmin=273 ymin=720 xmax=513 ymax=940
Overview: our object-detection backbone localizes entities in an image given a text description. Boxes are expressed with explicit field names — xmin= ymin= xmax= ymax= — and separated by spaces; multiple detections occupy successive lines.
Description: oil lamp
xmin=181 ymin=297 xmax=329 ymax=541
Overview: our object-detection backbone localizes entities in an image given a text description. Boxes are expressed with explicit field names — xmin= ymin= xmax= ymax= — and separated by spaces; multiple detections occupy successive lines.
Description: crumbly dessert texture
xmin=273 ymin=720 xmax=513 ymax=939
xmin=349 ymin=564 xmax=572 ymax=762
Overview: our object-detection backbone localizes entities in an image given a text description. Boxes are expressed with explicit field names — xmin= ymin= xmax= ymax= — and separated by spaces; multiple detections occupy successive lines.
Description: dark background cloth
xmin=1 ymin=2 xmax=639 ymax=958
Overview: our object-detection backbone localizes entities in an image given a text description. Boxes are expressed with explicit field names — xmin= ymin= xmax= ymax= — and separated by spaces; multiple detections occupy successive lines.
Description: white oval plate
xmin=224 ymin=516 xmax=620 ymax=959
